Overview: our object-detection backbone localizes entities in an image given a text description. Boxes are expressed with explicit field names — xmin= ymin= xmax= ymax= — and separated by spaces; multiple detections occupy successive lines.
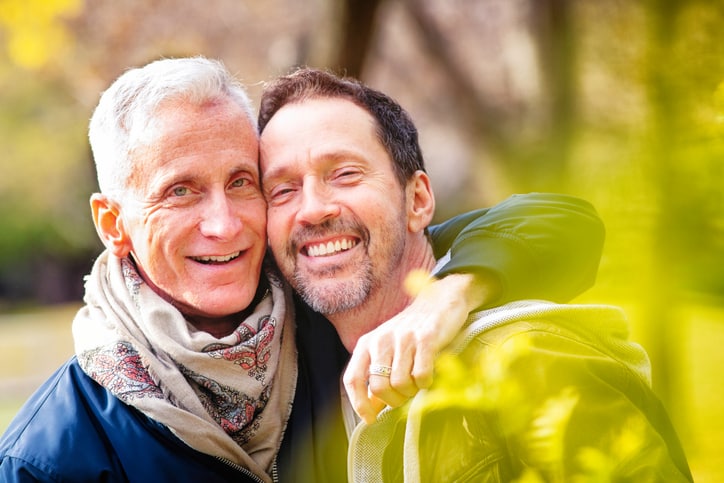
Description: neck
xmin=183 ymin=278 xmax=269 ymax=339
xmin=185 ymin=314 xmax=241 ymax=339
xmin=328 ymin=241 xmax=437 ymax=352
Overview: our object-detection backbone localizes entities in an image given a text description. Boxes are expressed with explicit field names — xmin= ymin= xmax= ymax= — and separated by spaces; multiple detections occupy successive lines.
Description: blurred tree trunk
xmin=335 ymin=0 xmax=384 ymax=77
xmin=527 ymin=0 xmax=577 ymax=190
xmin=643 ymin=0 xmax=686 ymax=431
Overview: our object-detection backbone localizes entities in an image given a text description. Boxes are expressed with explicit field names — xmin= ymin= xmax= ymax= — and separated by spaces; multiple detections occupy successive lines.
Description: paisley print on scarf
xmin=203 ymin=315 xmax=277 ymax=383
xmin=180 ymin=365 xmax=271 ymax=445
xmin=79 ymin=341 xmax=163 ymax=402
xmin=121 ymin=257 xmax=143 ymax=300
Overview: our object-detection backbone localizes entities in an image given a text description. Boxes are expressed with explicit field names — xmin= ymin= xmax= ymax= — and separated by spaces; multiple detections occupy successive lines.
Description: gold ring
xmin=368 ymin=364 xmax=392 ymax=377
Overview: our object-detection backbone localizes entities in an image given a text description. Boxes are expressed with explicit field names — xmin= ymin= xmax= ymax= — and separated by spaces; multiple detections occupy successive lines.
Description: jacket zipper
xmin=215 ymin=456 xmax=274 ymax=483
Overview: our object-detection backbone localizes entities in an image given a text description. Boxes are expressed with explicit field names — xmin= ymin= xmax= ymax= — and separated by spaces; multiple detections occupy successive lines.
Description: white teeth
xmin=194 ymin=252 xmax=240 ymax=263
xmin=307 ymin=239 xmax=357 ymax=257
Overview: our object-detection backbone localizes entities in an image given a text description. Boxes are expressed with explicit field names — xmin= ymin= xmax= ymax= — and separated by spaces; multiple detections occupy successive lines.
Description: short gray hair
xmin=88 ymin=57 xmax=256 ymax=195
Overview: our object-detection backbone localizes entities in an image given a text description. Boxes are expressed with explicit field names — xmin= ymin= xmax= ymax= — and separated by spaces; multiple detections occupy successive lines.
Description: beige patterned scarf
xmin=72 ymin=251 xmax=297 ymax=481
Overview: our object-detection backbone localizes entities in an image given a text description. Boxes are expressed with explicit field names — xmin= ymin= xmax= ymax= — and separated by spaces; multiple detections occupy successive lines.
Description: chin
xmin=223 ymin=288 xmax=258 ymax=309
xmin=193 ymin=287 xmax=253 ymax=314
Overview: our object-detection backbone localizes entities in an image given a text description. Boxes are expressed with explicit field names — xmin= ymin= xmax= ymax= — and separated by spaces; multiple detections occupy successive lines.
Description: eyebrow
xmin=152 ymin=162 xmax=259 ymax=191
xmin=262 ymin=148 xmax=369 ymax=178
xmin=260 ymin=162 xmax=292 ymax=186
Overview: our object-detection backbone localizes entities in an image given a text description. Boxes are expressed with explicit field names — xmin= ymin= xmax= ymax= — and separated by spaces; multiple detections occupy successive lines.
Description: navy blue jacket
xmin=0 ymin=358 xmax=262 ymax=482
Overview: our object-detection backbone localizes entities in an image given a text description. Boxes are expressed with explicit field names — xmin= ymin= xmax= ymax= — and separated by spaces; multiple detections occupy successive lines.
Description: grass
xmin=0 ymin=302 xmax=722 ymax=481
xmin=0 ymin=303 xmax=77 ymax=432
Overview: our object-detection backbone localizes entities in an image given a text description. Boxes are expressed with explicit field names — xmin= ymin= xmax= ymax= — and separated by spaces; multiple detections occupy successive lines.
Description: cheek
xmin=266 ymin=207 xmax=290 ymax=240
xmin=265 ymin=210 xmax=296 ymax=263
xmin=359 ymin=194 xmax=406 ymax=240
xmin=140 ymin=213 xmax=186 ymax=255
xmin=247 ymin=200 xmax=269 ymax=236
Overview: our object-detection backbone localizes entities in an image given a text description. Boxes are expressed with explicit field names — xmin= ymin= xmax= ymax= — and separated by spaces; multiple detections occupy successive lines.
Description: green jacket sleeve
xmin=428 ymin=193 xmax=604 ymax=306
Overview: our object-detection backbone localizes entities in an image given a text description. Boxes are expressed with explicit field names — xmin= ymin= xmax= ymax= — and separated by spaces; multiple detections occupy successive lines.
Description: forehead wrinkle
xmin=260 ymin=98 xmax=380 ymax=180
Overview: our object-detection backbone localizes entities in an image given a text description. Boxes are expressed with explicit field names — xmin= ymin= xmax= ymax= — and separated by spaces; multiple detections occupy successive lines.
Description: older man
xmin=258 ymin=68 xmax=693 ymax=482
xmin=0 ymin=57 xmax=605 ymax=482
xmin=0 ymin=57 xmax=293 ymax=482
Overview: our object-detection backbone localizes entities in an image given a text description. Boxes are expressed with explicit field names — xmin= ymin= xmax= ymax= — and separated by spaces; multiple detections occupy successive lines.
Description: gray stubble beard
xmin=292 ymin=258 xmax=375 ymax=316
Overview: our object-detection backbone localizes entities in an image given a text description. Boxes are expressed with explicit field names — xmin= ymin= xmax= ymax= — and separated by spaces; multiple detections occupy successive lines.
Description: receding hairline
xmin=89 ymin=57 xmax=257 ymax=195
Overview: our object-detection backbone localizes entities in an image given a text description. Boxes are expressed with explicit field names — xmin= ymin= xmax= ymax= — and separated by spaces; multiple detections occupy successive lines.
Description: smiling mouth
xmin=304 ymin=238 xmax=358 ymax=257
xmin=191 ymin=252 xmax=241 ymax=264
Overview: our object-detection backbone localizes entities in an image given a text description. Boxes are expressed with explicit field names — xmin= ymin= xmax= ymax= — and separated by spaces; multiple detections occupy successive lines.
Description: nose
xmin=198 ymin=191 xmax=243 ymax=240
xmin=297 ymin=180 xmax=340 ymax=225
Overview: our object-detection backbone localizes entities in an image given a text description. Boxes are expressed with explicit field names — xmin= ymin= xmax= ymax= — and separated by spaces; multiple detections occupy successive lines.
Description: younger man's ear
xmin=407 ymin=170 xmax=435 ymax=233
xmin=90 ymin=194 xmax=133 ymax=257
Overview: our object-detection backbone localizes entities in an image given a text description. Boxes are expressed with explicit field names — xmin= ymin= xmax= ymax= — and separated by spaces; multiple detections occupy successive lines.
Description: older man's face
xmin=120 ymin=98 xmax=267 ymax=319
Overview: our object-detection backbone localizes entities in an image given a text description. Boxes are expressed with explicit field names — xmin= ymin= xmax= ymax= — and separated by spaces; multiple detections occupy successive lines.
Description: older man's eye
xmin=172 ymin=186 xmax=190 ymax=196
xmin=230 ymin=178 xmax=248 ymax=188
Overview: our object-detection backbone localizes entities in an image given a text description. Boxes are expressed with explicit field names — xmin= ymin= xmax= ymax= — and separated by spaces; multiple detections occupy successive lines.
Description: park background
xmin=0 ymin=0 xmax=722 ymax=480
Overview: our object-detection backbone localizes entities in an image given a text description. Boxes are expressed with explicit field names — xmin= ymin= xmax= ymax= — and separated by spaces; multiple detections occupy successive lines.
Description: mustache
xmin=288 ymin=218 xmax=369 ymax=256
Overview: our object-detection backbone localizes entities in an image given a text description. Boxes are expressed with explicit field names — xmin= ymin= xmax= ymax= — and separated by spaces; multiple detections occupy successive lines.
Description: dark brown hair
xmin=258 ymin=68 xmax=426 ymax=186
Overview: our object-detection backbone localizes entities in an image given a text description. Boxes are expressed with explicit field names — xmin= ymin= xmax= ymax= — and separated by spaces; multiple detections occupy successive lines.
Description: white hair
xmin=88 ymin=57 xmax=256 ymax=195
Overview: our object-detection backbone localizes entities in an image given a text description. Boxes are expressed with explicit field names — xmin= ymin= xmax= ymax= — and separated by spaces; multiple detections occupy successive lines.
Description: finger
xmin=388 ymin=338 xmax=419 ymax=398
xmin=343 ymin=349 xmax=374 ymax=422
xmin=362 ymin=393 xmax=388 ymax=424
xmin=367 ymin=373 xmax=408 ymax=408
xmin=410 ymin=340 xmax=435 ymax=389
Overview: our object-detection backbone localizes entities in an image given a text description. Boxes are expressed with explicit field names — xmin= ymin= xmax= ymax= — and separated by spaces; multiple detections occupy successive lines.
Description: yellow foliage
xmin=513 ymin=468 xmax=546 ymax=483
xmin=0 ymin=0 xmax=82 ymax=69
xmin=417 ymin=337 xmax=659 ymax=482
xmin=713 ymin=80 xmax=724 ymax=132
xmin=524 ymin=387 xmax=580 ymax=476
xmin=403 ymin=269 xmax=435 ymax=297
xmin=421 ymin=334 xmax=532 ymax=413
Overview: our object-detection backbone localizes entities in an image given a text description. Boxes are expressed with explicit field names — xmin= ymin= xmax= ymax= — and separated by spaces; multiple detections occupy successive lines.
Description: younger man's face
xmin=259 ymin=97 xmax=408 ymax=315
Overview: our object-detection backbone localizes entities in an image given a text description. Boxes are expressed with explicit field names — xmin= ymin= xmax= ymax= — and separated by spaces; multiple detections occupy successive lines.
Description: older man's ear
xmin=406 ymin=170 xmax=435 ymax=234
xmin=90 ymin=194 xmax=133 ymax=257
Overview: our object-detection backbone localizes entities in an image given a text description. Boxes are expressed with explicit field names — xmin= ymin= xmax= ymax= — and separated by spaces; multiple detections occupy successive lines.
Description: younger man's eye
xmin=335 ymin=168 xmax=362 ymax=182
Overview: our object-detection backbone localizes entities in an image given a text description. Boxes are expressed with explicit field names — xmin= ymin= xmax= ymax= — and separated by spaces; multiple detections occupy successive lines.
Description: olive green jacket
xmin=348 ymin=301 xmax=692 ymax=482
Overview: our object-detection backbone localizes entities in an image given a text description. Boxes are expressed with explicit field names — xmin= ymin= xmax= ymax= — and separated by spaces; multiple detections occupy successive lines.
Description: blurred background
xmin=0 ymin=0 xmax=722 ymax=480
